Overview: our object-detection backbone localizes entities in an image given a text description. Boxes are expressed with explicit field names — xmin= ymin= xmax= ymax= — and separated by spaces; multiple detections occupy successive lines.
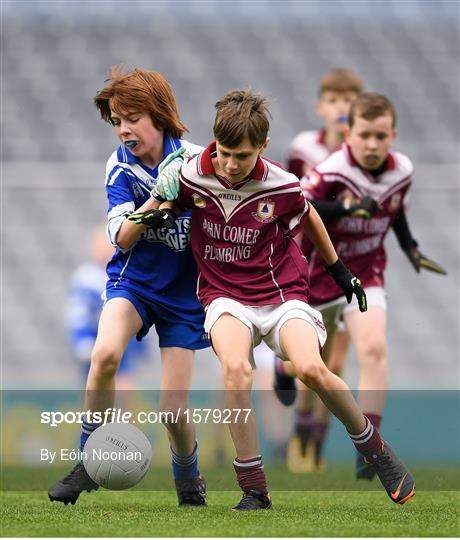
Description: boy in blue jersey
xmin=49 ymin=67 xmax=209 ymax=506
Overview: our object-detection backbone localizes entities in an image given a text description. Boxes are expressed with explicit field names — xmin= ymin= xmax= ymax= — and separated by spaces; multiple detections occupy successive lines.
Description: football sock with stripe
xmin=80 ymin=416 xmax=102 ymax=452
xmin=234 ymin=455 xmax=268 ymax=494
xmin=349 ymin=416 xmax=383 ymax=458
xmin=171 ymin=441 xmax=200 ymax=480
xmin=365 ymin=412 xmax=382 ymax=430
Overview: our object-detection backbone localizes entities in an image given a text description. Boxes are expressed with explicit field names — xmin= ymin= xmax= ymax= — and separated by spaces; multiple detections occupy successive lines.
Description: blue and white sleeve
xmin=105 ymin=158 xmax=135 ymax=249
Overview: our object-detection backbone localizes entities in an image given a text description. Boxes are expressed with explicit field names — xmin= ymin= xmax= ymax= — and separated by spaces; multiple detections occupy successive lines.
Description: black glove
xmin=326 ymin=258 xmax=368 ymax=312
xmin=348 ymin=196 xmax=379 ymax=219
xmin=405 ymin=247 xmax=447 ymax=275
xmin=128 ymin=208 xmax=177 ymax=230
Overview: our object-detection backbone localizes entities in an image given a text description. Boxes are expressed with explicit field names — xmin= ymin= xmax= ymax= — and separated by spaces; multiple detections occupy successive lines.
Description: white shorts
xmin=316 ymin=286 xmax=387 ymax=333
xmin=204 ymin=298 xmax=327 ymax=367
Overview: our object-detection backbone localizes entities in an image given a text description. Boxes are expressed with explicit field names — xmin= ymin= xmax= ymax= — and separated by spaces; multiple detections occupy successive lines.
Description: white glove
xmin=151 ymin=147 xmax=185 ymax=201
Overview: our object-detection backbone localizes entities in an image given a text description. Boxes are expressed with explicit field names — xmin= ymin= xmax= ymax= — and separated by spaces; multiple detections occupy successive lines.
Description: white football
xmin=83 ymin=422 xmax=152 ymax=490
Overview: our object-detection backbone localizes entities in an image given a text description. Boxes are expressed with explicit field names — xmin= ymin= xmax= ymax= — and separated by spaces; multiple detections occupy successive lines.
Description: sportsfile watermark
xmin=40 ymin=447 xmax=142 ymax=465
xmin=40 ymin=407 xmax=253 ymax=427
xmin=2 ymin=390 xmax=458 ymax=492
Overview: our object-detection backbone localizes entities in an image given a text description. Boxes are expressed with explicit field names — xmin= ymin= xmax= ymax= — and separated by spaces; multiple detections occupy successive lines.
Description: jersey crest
xmin=192 ymin=193 xmax=206 ymax=208
xmin=253 ymin=200 xmax=276 ymax=223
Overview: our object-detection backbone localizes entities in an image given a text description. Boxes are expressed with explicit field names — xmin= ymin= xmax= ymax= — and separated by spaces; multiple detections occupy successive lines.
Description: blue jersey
xmin=67 ymin=262 xmax=146 ymax=372
xmin=105 ymin=134 xmax=204 ymax=313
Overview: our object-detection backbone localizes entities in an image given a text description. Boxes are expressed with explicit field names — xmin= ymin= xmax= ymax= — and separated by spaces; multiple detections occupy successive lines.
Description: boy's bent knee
xmin=91 ymin=344 xmax=122 ymax=378
xmin=296 ymin=361 xmax=329 ymax=390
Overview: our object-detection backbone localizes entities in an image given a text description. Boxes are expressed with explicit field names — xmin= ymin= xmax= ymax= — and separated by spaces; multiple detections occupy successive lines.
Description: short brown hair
xmin=318 ymin=68 xmax=363 ymax=97
xmin=213 ymin=90 xmax=270 ymax=148
xmin=348 ymin=92 xmax=397 ymax=128
xmin=94 ymin=65 xmax=187 ymax=138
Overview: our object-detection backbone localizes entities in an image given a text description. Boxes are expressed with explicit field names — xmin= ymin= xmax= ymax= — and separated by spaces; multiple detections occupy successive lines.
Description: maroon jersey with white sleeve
xmin=287 ymin=129 xmax=337 ymax=258
xmin=287 ymin=130 xmax=331 ymax=179
xmin=177 ymin=142 xmax=311 ymax=307
xmin=303 ymin=144 xmax=413 ymax=305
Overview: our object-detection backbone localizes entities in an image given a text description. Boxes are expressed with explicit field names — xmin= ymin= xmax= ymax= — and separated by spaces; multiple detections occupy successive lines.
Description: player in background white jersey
xmin=277 ymin=93 xmax=446 ymax=479
xmin=286 ymin=68 xmax=364 ymax=179
xmin=277 ymin=69 xmax=364 ymax=472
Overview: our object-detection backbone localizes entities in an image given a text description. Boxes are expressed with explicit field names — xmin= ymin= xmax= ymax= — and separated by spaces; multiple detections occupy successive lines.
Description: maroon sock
xmin=349 ymin=416 xmax=383 ymax=458
xmin=365 ymin=412 xmax=382 ymax=430
xmin=275 ymin=357 xmax=289 ymax=376
xmin=311 ymin=420 xmax=329 ymax=444
xmin=294 ymin=409 xmax=314 ymax=430
xmin=233 ymin=455 xmax=267 ymax=494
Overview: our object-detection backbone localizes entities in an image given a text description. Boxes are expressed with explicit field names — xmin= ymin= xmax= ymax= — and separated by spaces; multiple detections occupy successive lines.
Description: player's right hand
xmin=348 ymin=196 xmax=379 ymax=219
xmin=151 ymin=147 xmax=185 ymax=202
xmin=326 ymin=258 xmax=368 ymax=312
xmin=128 ymin=209 xmax=177 ymax=230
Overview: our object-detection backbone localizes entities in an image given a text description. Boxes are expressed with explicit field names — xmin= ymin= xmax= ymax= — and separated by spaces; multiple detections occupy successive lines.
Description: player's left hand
xmin=406 ymin=247 xmax=447 ymax=275
xmin=151 ymin=147 xmax=185 ymax=202
xmin=128 ymin=208 xmax=176 ymax=229
xmin=326 ymin=258 xmax=368 ymax=312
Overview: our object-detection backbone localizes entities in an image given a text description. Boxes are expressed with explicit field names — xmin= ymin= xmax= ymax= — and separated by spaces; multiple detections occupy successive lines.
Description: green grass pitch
xmin=1 ymin=468 xmax=459 ymax=537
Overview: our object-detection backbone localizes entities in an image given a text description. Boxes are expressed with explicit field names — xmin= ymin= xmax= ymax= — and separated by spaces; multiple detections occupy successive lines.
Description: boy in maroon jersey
xmin=130 ymin=90 xmax=416 ymax=510
xmin=278 ymin=92 xmax=446 ymax=478
xmin=278 ymin=69 xmax=364 ymax=472
xmin=287 ymin=67 xmax=363 ymax=179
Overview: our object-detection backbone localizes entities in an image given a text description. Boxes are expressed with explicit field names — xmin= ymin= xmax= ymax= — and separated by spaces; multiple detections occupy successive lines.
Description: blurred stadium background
xmin=2 ymin=1 xmax=459 ymax=468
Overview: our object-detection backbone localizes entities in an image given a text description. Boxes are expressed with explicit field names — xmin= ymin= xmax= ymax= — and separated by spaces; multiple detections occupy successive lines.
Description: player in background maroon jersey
xmin=276 ymin=92 xmax=446 ymax=479
xmin=277 ymin=69 xmax=364 ymax=472
xmin=130 ymin=90 xmax=416 ymax=509
xmin=287 ymin=68 xmax=363 ymax=179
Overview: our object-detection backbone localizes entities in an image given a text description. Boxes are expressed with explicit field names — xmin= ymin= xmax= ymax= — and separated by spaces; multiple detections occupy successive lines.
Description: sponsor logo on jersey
xmin=141 ymin=216 xmax=191 ymax=252
xmin=132 ymin=182 xmax=144 ymax=199
xmin=218 ymin=192 xmax=242 ymax=201
xmin=253 ymin=200 xmax=276 ymax=223
xmin=192 ymin=193 xmax=206 ymax=208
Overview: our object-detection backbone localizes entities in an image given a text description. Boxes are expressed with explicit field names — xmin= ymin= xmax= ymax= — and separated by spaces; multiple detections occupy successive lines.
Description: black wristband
xmin=326 ymin=258 xmax=356 ymax=300
xmin=326 ymin=258 xmax=350 ymax=278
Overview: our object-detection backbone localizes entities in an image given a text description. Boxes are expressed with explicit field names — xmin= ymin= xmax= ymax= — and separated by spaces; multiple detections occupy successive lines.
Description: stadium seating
xmin=3 ymin=1 xmax=458 ymax=387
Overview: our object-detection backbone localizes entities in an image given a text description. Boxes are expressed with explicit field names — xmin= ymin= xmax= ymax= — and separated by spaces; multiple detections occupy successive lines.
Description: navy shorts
xmin=104 ymin=287 xmax=209 ymax=351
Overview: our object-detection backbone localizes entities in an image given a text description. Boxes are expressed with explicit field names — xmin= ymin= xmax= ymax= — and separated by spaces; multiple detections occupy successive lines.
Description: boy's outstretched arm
xmin=304 ymin=205 xmax=368 ymax=312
